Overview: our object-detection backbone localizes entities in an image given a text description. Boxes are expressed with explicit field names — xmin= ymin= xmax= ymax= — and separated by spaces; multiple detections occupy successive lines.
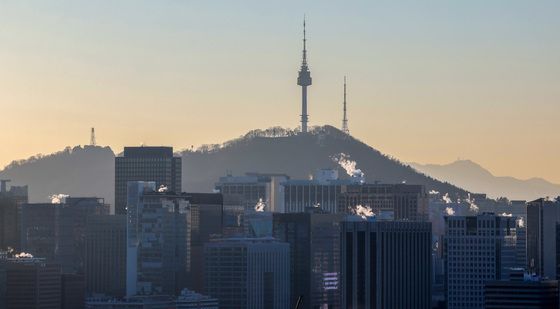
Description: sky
xmin=1 ymin=1 xmax=559 ymax=183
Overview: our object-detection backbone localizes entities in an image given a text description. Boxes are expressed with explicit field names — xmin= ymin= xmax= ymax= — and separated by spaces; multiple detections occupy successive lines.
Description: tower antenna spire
xmin=342 ymin=76 xmax=349 ymax=134
xmin=90 ymin=127 xmax=96 ymax=146
xmin=297 ymin=15 xmax=312 ymax=134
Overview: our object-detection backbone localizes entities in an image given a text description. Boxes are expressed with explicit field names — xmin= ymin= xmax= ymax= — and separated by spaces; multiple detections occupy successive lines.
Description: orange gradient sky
xmin=1 ymin=1 xmax=559 ymax=183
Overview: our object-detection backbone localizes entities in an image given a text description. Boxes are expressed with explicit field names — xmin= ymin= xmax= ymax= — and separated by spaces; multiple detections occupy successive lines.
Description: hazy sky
xmin=1 ymin=1 xmax=559 ymax=183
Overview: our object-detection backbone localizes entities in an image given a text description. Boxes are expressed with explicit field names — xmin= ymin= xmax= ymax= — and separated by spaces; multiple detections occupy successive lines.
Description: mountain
xmin=410 ymin=160 xmax=560 ymax=201
xmin=0 ymin=126 xmax=467 ymax=203
xmin=0 ymin=145 xmax=115 ymax=203
xmin=180 ymin=126 xmax=466 ymax=196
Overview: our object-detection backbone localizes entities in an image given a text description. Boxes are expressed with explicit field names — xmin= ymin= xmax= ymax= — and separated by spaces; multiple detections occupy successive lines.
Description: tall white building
xmin=204 ymin=237 xmax=290 ymax=309
xmin=444 ymin=213 xmax=519 ymax=309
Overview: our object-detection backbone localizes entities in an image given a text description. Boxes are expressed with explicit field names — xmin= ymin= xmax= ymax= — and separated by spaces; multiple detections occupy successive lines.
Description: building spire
xmin=342 ymin=76 xmax=349 ymax=134
xmin=302 ymin=15 xmax=308 ymax=67
xmin=297 ymin=16 xmax=312 ymax=134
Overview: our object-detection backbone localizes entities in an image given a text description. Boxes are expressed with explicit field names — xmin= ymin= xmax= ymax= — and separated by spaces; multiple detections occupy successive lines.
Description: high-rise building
xmin=341 ymin=218 xmax=432 ymax=309
xmin=527 ymin=198 xmax=560 ymax=278
xmin=85 ymin=214 xmax=127 ymax=298
xmin=297 ymin=17 xmax=312 ymax=134
xmin=338 ymin=183 xmax=429 ymax=221
xmin=484 ymin=272 xmax=559 ymax=309
xmin=0 ymin=257 xmax=62 ymax=309
xmin=185 ymin=193 xmax=223 ymax=293
xmin=20 ymin=203 xmax=57 ymax=261
xmin=56 ymin=197 xmax=108 ymax=273
xmin=204 ymin=238 xmax=290 ymax=309
xmin=444 ymin=213 xmax=519 ymax=309
xmin=115 ymin=146 xmax=182 ymax=215
xmin=126 ymin=181 xmax=190 ymax=297
xmin=85 ymin=289 xmax=219 ymax=309
xmin=273 ymin=209 xmax=344 ymax=309
xmin=0 ymin=182 xmax=28 ymax=251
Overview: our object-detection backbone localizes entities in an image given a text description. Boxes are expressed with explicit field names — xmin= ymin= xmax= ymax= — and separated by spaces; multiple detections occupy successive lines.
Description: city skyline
xmin=1 ymin=1 xmax=559 ymax=184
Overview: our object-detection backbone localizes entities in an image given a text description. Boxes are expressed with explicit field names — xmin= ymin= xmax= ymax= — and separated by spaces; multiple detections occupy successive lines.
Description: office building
xmin=444 ymin=213 xmax=519 ymax=309
xmin=484 ymin=272 xmax=558 ymax=309
xmin=85 ymin=214 xmax=127 ymax=298
xmin=61 ymin=273 xmax=85 ymax=309
xmin=115 ymin=146 xmax=182 ymax=215
xmin=341 ymin=218 xmax=432 ymax=309
xmin=185 ymin=193 xmax=223 ymax=293
xmin=338 ymin=183 xmax=429 ymax=221
xmin=0 ymin=257 xmax=62 ymax=309
xmin=56 ymin=197 xmax=108 ymax=273
xmin=85 ymin=289 xmax=218 ymax=309
xmin=273 ymin=209 xmax=344 ymax=309
xmin=527 ymin=198 xmax=560 ymax=278
xmin=126 ymin=182 xmax=190 ymax=296
xmin=281 ymin=169 xmax=355 ymax=213
xmin=204 ymin=238 xmax=290 ymax=309
xmin=20 ymin=203 xmax=57 ymax=261
xmin=0 ymin=181 xmax=28 ymax=251
xmin=215 ymin=172 xmax=288 ymax=212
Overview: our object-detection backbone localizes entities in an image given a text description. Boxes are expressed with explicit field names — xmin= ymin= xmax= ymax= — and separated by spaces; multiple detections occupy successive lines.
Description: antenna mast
xmin=90 ymin=128 xmax=96 ymax=146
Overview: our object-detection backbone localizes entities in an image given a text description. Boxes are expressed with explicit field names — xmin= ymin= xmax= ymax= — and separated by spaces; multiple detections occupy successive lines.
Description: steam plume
xmin=445 ymin=207 xmax=455 ymax=216
xmin=517 ymin=217 xmax=525 ymax=228
xmin=465 ymin=194 xmax=479 ymax=213
xmin=254 ymin=198 xmax=266 ymax=212
xmin=332 ymin=153 xmax=365 ymax=182
xmin=429 ymin=190 xmax=440 ymax=195
xmin=15 ymin=252 xmax=33 ymax=258
xmin=442 ymin=193 xmax=452 ymax=204
xmin=50 ymin=194 xmax=69 ymax=204
xmin=158 ymin=185 xmax=168 ymax=193
xmin=350 ymin=205 xmax=375 ymax=219
xmin=500 ymin=213 xmax=513 ymax=217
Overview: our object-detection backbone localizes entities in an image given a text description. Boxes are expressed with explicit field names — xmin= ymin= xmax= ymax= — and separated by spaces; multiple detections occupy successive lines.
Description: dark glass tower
xmin=114 ymin=146 xmax=181 ymax=215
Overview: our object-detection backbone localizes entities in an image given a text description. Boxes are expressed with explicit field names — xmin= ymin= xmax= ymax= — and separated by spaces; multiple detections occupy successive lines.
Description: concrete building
xmin=0 ymin=182 xmax=28 ymax=251
xmin=338 ymin=183 xmax=429 ymax=221
xmin=273 ymin=209 xmax=344 ymax=309
xmin=115 ymin=146 xmax=182 ymax=215
xmin=444 ymin=213 xmax=520 ymax=309
xmin=61 ymin=273 xmax=85 ymax=309
xmin=484 ymin=272 xmax=558 ymax=309
xmin=527 ymin=198 xmax=560 ymax=278
xmin=281 ymin=169 xmax=355 ymax=214
xmin=126 ymin=182 xmax=190 ymax=296
xmin=85 ymin=289 xmax=218 ymax=309
xmin=341 ymin=218 xmax=432 ymax=309
xmin=204 ymin=237 xmax=290 ymax=309
xmin=85 ymin=214 xmax=127 ymax=298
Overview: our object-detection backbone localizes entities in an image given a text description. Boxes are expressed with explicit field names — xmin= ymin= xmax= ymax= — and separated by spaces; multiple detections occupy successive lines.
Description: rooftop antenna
xmin=342 ymin=76 xmax=349 ymax=134
xmin=90 ymin=128 xmax=96 ymax=146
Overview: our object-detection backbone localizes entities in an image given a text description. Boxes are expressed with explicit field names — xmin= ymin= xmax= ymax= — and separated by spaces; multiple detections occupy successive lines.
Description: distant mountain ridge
xmin=1 ymin=125 xmax=469 ymax=203
xmin=410 ymin=160 xmax=560 ymax=201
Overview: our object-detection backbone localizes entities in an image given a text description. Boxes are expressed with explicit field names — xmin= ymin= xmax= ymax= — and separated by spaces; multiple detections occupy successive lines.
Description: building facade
xmin=126 ymin=182 xmax=190 ymax=296
xmin=0 ymin=183 xmax=28 ymax=251
xmin=341 ymin=219 xmax=432 ymax=309
xmin=484 ymin=275 xmax=558 ymax=309
xmin=204 ymin=238 xmax=290 ymax=309
xmin=85 ymin=214 xmax=127 ymax=298
xmin=527 ymin=198 xmax=560 ymax=278
xmin=444 ymin=213 xmax=519 ymax=309
xmin=115 ymin=146 xmax=182 ymax=215
xmin=273 ymin=210 xmax=343 ymax=309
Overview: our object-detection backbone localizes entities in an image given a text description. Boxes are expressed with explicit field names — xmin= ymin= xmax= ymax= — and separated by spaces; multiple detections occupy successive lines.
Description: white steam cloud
xmin=313 ymin=202 xmax=321 ymax=208
xmin=158 ymin=185 xmax=168 ymax=193
xmin=465 ymin=194 xmax=479 ymax=213
xmin=332 ymin=153 xmax=365 ymax=182
xmin=350 ymin=205 xmax=375 ymax=219
xmin=429 ymin=190 xmax=440 ymax=195
xmin=50 ymin=194 xmax=69 ymax=204
xmin=517 ymin=217 xmax=525 ymax=228
xmin=445 ymin=207 xmax=455 ymax=216
xmin=254 ymin=198 xmax=266 ymax=212
xmin=500 ymin=213 xmax=513 ymax=217
xmin=442 ymin=193 xmax=452 ymax=204
xmin=15 ymin=252 xmax=33 ymax=258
